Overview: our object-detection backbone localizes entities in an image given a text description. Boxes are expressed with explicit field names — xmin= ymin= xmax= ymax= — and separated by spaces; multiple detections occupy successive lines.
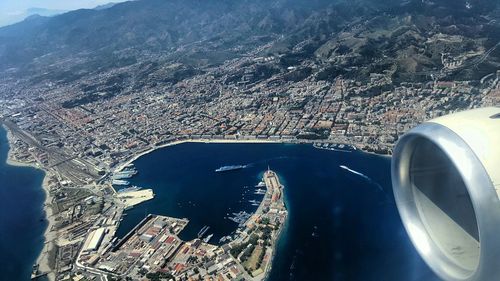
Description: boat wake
xmin=339 ymin=165 xmax=385 ymax=193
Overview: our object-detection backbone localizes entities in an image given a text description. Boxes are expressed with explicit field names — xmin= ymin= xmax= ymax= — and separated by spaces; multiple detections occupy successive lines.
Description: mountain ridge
xmin=0 ymin=0 xmax=499 ymax=88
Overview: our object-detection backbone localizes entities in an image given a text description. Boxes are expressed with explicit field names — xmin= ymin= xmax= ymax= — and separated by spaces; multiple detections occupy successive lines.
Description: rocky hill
xmin=0 ymin=0 xmax=498 ymax=87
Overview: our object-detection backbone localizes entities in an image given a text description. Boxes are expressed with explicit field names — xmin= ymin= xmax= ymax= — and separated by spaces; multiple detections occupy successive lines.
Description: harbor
xmin=0 ymin=135 xmax=437 ymax=281
xmin=111 ymin=165 xmax=138 ymax=186
xmin=108 ymin=163 xmax=155 ymax=210
xmin=74 ymin=168 xmax=288 ymax=281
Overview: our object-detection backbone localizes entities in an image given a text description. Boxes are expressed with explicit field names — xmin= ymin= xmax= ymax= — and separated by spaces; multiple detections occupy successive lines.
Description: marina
xmin=254 ymin=189 xmax=266 ymax=195
xmin=227 ymin=211 xmax=252 ymax=227
xmin=74 ymin=168 xmax=288 ymax=281
xmin=107 ymin=143 xmax=435 ymax=281
xmin=313 ymin=142 xmax=357 ymax=153
xmin=249 ymin=199 xmax=260 ymax=206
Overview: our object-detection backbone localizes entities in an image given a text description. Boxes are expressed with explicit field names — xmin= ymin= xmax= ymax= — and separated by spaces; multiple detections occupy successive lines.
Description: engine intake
xmin=391 ymin=107 xmax=500 ymax=281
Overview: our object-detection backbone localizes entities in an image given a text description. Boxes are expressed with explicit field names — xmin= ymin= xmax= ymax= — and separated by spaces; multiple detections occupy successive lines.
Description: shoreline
xmin=114 ymin=138 xmax=282 ymax=172
xmin=261 ymin=171 xmax=288 ymax=280
xmin=3 ymin=125 xmax=57 ymax=281
xmin=2 ymin=126 xmax=389 ymax=281
xmin=114 ymin=138 xmax=389 ymax=173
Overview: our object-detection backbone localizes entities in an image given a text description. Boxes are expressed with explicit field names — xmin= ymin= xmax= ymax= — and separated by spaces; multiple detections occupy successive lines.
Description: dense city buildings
xmin=0 ymin=58 xmax=499 ymax=280
xmin=0 ymin=0 xmax=499 ymax=280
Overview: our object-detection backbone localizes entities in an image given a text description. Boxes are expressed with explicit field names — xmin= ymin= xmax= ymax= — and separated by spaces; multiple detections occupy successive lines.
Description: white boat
xmin=203 ymin=234 xmax=214 ymax=243
xmin=112 ymin=179 xmax=130 ymax=186
xmin=255 ymin=181 xmax=266 ymax=188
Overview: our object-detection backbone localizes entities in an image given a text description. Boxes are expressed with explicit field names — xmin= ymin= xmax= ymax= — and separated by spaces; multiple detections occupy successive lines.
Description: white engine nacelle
xmin=391 ymin=107 xmax=500 ymax=281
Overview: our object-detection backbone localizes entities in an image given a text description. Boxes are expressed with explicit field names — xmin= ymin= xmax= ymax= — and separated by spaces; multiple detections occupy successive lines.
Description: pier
xmin=75 ymin=169 xmax=287 ymax=281
xmin=115 ymin=189 xmax=155 ymax=208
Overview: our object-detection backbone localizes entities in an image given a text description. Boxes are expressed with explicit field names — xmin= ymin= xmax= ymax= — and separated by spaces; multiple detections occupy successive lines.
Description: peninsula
xmin=74 ymin=169 xmax=287 ymax=281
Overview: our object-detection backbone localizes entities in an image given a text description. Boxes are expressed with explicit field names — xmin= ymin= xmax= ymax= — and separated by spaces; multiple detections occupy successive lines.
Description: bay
xmin=116 ymin=142 xmax=439 ymax=281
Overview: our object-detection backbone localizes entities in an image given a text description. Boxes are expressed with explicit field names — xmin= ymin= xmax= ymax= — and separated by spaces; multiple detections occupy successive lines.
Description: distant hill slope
xmin=0 ymin=0 xmax=498 ymax=84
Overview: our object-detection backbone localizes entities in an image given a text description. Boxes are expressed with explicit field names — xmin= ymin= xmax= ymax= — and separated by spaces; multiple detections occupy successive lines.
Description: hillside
xmin=0 ymin=0 xmax=499 ymax=89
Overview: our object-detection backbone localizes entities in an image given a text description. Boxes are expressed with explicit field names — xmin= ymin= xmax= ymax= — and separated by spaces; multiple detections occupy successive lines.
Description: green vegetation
xmin=230 ymin=243 xmax=247 ymax=257
xmin=244 ymin=245 xmax=263 ymax=271
xmin=248 ymin=234 xmax=259 ymax=245
xmin=257 ymin=245 xmax=267 ymax=268
xmin=241 ymin=244 xmax=256 ymax=262
xmin=260 ymin=217 xmax=270 ymax=225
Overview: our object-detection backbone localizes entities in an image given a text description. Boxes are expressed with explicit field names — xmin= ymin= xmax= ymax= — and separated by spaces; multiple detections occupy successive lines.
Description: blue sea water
xmin=0 ymin=126 xmax=47 ymax=281
xmin=116 ymin=142 xmax=439 ymax=281
xmin=0 ymin=124 xmax=439 ymax=281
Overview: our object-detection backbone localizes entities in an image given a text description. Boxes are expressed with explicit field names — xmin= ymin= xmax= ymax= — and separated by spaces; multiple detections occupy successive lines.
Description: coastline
xmin=115 ymin=138 xmax=391 ymax=174
xmin=2 ymin=125 xmax=390 ymax=281
xmin=114 ymin=138 xmax=282 ymax=172
xmin=3 ymin=125 xmax=57 ymax=281
xmin=262 ymin=173 xmax=289 ymax=280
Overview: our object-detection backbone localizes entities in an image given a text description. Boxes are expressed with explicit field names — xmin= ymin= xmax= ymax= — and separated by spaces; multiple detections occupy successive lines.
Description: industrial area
xmin=53 ymin=169 xmax=288 ymax=281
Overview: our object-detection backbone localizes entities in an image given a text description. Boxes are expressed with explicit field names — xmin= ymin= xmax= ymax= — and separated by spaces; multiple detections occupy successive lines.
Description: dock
xmin=76 ymin=169 xmax=287 ymax=281
xmin=115 ymin=189 xmax=155 ymax=208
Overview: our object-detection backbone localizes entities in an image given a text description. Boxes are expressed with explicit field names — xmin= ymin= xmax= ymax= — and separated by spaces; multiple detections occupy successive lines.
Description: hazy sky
xmin=0 ymin=0 xmax=130 ymax=26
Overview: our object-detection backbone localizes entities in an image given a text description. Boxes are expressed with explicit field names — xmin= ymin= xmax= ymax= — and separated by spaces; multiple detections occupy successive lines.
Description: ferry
xmin=215 ymin=165 xmax=246 ymax=172
xmin=112 ymin=179 xmax=130 ymax=186
xmin=112 ymin=168 xmax=138 ymax=179
xmin=117 ymin=185 xmax=142 ymax=193
xmin=112 ymin=173 xmax=134 ymax=180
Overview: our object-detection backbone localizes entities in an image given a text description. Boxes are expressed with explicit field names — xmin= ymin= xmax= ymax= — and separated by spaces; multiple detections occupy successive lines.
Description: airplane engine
xmin=391 ymin=107 xmax=500 ymax=281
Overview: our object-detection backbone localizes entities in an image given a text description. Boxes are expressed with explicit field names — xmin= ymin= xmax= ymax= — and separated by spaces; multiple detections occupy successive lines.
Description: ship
xmin=197 ymin=226 xmax=210 ymax=238
xmin=117 ymin=185 xmax=142 ymax=193
xmin=227 ymin=211 xmax=251 ymax=227
xmin=215 ymin=165 xmax=246 ymax=172
xmin=254 ymin=189 xmax=266 ymax=195
xmin=112 ymin=179 xmax=130 ymax=186
xmin=112 ymin=173 xmax=135 ymax=180
xmin=203 ymin=234 xmax=214 ymax=243
xmin=112 ymin=168 xmax=138 ymax=179
xmin=255 ymin=181 xmax=266 ymax=188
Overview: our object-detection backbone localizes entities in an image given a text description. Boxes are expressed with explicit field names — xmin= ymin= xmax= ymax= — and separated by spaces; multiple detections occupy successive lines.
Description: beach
xmin=3 ymin=130 xmax=283 ymax=280
xmin=4 ymin=125 xmax=57 ymax=281
xmin=0 ymin=127 xmax=440 ymax=280
xmin=3 ymin=125 xmax=398 ymax=281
